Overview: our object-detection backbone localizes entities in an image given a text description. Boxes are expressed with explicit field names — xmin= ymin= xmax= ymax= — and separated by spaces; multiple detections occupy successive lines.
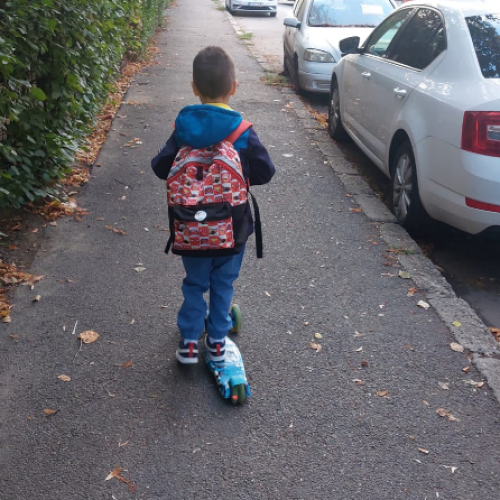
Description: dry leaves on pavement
xmin=78 ymin=330 xmax=99 ymax=344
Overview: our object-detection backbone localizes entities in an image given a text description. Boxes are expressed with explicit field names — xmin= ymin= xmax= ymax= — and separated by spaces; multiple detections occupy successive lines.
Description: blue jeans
xmin=177 ymin=248 xmax=245 ymax=342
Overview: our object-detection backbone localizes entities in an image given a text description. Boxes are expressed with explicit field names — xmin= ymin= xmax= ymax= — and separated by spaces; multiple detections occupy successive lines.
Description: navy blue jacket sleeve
xmin=240 ymin=128 xmax=275 ymax=186
xmin=151 ymin=131 xmax=179 ymax=180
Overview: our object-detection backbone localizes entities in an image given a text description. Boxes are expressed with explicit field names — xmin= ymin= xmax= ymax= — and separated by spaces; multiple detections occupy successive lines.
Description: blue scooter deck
xmin=205 ymin=336 xmax=251 ymax=404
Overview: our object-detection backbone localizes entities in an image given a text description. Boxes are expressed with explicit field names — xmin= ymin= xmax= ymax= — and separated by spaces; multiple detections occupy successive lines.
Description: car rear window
xmin=308 ymin=0 xmax=394 ymax=28
xmin=466 ymin=14 xmax=500 ymax=78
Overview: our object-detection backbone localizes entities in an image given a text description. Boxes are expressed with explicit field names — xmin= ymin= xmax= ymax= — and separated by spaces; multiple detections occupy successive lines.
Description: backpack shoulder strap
xmin=224 ymin=120 xmax=252 ymax=144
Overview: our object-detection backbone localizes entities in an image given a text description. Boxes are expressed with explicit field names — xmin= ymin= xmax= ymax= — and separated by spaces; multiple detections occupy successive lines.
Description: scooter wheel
xmin=230 ymin=304 xmax=242 ymax=334
xmin=230 ymin=384 xmax=247 ymax=405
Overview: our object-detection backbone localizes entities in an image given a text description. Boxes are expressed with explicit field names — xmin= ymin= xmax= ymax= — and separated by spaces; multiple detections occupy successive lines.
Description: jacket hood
xmin=174 ymin=104 xmax=242 ymax=149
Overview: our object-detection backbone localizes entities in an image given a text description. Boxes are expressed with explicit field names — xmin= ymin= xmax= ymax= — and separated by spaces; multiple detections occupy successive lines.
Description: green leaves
xmin=0 ymin=0 xmax=169 ymax=209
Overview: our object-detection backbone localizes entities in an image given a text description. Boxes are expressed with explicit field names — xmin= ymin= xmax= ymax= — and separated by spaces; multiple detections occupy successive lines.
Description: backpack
xmin=165 ymin=120 xmax=262 ymax=258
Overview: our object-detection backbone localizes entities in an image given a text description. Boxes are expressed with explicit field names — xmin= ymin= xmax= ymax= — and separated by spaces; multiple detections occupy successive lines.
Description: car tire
xmin=270 ymin=11 xmax=277 ymax=17
xmin=328 ymin=80 xmax=349 ymax=142
xmin=390 ymin=141 xmax=429 ymax=233
xmin=227 ymin=0 xmax=234 ymax=14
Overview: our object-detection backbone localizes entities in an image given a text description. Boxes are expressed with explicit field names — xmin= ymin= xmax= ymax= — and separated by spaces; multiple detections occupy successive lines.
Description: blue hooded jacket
xmin=152 ymin=104 xmax=275 ymax=186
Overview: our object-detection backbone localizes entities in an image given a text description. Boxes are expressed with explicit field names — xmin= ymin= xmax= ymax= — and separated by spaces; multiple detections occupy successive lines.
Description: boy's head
xmin=192 ymin=46 xmax=236 ymax=103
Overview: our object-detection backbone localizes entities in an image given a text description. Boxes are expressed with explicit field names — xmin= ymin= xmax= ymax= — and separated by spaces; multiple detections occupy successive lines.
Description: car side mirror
xmin=284 ymin=18 xmax=301 ymax=29
xmin=339 ymin=36 xmax=361 ymax=56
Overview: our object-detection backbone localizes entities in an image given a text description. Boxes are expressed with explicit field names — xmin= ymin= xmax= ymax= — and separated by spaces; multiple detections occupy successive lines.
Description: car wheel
xmin=328 ymin=80 xmax=349 ymax=142
xmin=270 ymin=11 xmax=277 ymax=17
xmin=390 ymin=141 xmax=428 ymax=232
xmin=227 ymin=0 xmax=234 ymax=14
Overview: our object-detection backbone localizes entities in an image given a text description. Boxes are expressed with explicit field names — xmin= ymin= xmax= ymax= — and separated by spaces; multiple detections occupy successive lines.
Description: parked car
xmin=226 ymin=0 xmax=278 ymax=17
xmin=283 ymin=0 xmax=396 ymax=93
xmin=328 ymin=0 xmax=500 ymax=236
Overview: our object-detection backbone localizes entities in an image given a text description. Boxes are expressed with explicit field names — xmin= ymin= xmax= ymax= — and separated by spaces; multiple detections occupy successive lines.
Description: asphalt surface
xmin=1 ymin=0 xmax=500 ymax=498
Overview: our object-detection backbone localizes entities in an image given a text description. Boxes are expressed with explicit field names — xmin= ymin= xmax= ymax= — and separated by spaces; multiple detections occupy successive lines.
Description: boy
xmin=151 ymin=46 xmax=275 ymax=364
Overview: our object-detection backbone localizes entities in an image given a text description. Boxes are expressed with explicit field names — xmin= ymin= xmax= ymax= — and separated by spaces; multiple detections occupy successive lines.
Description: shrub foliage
xmin=0 ymin=0 xmax=168 ymax=209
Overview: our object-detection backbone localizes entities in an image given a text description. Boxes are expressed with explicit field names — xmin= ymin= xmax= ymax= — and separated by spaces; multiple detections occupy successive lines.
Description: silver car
xmin=283 ymin=0 xmax=396 ymax=93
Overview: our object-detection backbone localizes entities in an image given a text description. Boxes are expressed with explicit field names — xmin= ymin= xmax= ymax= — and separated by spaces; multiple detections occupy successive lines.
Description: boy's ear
xmin=191 ymin=81 xmax=201 ymax=96
xmin=230 ymin=80 xmax=237 ymax=96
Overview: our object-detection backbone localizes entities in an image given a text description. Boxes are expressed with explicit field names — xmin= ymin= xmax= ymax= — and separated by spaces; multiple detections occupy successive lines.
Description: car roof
xmin=399 ymin=0 xmax=499 ymax=17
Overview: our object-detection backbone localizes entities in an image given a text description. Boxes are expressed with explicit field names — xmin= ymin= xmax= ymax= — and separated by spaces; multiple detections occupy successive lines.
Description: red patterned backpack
xmin=165 ymin=120 xmax=262 ymax=257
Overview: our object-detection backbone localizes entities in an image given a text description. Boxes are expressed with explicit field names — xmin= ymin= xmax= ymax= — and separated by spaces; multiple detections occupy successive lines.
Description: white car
xmin=283 ymin=0 xmax=396 ymax=93
xmin=329 ymin=0 xmax=500 ymax=236
xmin=226 ymin=0 xmax=277 ymax=17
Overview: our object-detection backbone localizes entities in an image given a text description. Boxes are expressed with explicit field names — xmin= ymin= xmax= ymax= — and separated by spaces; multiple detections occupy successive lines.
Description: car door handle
xmin=362 ymin=72 xmax=371 ymax=80
xmin=394 ymin=88 xmax=407 ymax=99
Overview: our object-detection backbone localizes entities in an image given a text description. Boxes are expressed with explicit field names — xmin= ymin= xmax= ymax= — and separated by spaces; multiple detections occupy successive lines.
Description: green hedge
xmin=0 ymin=0 xmax=168 ymax=209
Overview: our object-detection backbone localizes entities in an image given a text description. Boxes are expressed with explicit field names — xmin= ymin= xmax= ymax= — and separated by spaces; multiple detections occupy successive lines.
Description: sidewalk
xmin=1 ymin=0 xmax=500 ymax=498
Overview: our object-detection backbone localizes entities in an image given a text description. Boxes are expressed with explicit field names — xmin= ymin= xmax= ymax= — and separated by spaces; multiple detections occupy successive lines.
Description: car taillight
xmin=462 ymin=111 xmax=500 ymax=157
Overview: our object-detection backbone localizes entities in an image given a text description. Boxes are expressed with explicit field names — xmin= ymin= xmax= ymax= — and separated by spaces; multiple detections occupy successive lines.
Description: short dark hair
xmin=193 ymin=46 xmax=235 ymax=100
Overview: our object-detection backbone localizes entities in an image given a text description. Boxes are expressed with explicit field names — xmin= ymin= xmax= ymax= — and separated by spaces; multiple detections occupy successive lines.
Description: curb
xmin=225 ymin=9 xmax=500 ymax=406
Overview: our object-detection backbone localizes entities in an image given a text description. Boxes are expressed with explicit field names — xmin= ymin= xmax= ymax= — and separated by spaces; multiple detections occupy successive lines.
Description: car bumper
xmin=230 ymin=2 xmax=277 ymax=13
xmin=298 ymin=61 xmax=335 ymax=93
xmin=416 ymin=137 xmax=500 ymax=235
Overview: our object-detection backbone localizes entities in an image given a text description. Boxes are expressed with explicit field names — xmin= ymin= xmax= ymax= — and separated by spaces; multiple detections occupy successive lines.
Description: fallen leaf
xmin=33 ymin=295 xmax=41 ymax=302
xmin=443 ymin=465 xmax=458 ymax=474
xmin=417 ymin=300 xmax=430 ymax=310
xmin=78 ymin=330 xmax=100 ymax=343
xmin=407 ymin=287 xmax=418 ymax=297
xmin=375 ymin=390 xmax=389 ymax=398
xmin=418 ymin=447 xmax=430 ymax=455
xmin=121 ymin=360 xmax=133 ymax=369
xmin=405 ymin=344 xmax=414 ymax=351
xmin=44 ymin=408 xmax=59 ymax=416
xmin=450 ymin=342 xmax=464 ymax=353
xmin=310 ymin=342 xmax=322 ymax=353
xmin=354 ymin=346 xmax=363 ymax=352
xmin=352 ymin=379 xmax=365 ymax=385
xmin=452 ymin=321 xmax=462 ymax=327
xmin=264 ymin=291 xmax=271 ymax=297
xmin=436 ymin=408 xmax=460 ymax=421
xmin=8 ymin=244 xmax=18 ymax=251
xmin=423 ymin=400 xmax=430 ymax=406
xmin=438 ymin=382 xmax=450 ymax=390
xmin=398 ymin=270 xmax=412 ymax=279
xmin=463 ymin=380 xmax=485 ymax=388
xmin=2 ymin=316 xmax=12 ymax=323
xmin=133 ymin=267 xmax=146 ymax=273
xmin=58 ymin=375 xmax=71 ymax=382
xmin=349 ymin=207 xmax=362 ymax=213
xmin=130 ymin=318 xmax=136 ymax=325
xmin=462 ymin=366 xmax=470 ymax=373
xmin=105 ymin=467 xmax=123 ymax=481
xmin=361 ymin=360 xmax=369 ymax=367
xmin=314 ymin=333 xmax=323 ymax=340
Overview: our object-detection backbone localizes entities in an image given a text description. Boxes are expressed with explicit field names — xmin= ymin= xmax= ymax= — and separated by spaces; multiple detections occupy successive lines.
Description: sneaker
xmin=176 ymin=340 xmax=199 ymax=364
xmin=205 ymin=336 xmax=226 ymax=362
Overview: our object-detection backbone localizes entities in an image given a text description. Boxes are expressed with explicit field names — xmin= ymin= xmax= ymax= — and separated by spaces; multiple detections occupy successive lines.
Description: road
xmin=232 ymin=3 xmax=500 ymax=332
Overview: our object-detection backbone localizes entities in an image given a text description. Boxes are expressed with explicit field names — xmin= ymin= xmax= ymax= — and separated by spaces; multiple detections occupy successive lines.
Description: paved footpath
xmin=1 ymin=0 xmax=500 ymax=498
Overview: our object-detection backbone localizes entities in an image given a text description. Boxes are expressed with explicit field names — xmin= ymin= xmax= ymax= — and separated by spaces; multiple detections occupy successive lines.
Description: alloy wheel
xmin=393 ymin=153 xmax=413 ymax=221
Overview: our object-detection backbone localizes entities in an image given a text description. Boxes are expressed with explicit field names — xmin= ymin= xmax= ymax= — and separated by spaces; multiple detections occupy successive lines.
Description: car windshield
xmin=307 ymin=0 xmax=394 ymax=28
xmin=466 ymin=13 xmax=500 ymax=78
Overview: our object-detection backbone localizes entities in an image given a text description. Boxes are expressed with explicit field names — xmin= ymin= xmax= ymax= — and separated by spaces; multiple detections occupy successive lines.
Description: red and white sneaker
xmin=176 ymin=340 xmax=199 ymax=364
xmin=205 ymin=336 xmax=226 ymax=362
